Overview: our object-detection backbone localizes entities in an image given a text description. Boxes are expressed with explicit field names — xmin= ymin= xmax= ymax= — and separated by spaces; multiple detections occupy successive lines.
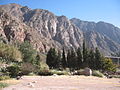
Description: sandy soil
xmin=3 ymin=75 xmax=120 ymax=90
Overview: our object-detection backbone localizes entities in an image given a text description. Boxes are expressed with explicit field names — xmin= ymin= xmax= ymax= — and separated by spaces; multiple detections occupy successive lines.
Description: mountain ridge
xmin=0 ymin=3 xmax=120 ymax=55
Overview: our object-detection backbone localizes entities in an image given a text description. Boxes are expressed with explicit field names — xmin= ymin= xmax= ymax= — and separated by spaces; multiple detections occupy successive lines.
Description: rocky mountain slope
xmin=0 ymin=3 xmax=120 ymax=55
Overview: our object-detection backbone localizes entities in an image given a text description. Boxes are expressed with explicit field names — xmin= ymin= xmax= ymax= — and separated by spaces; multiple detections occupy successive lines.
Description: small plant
xmin=0 ymin=76 xmax=10 ymax=81
xmin=92 ymin=70 xmax=104 ymax=77
xmin=20 ymin=62 xmax=36 ymax=75
xmin=0 ymin=82 xmax=9 ymax=88
xmin=6 ymin=64 xmax=20 ymax=77
xmin=28 ymin=72 xmax=36 ymax=76
xmin=38 ymin=69 xmax=52 ymax=76
xmin=50 ymin=69 xmax=69 ymax=75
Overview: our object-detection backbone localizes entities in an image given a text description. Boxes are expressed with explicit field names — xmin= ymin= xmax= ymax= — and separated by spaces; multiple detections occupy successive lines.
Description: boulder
xmin=84 ymin=67 xmax=92 ymax=76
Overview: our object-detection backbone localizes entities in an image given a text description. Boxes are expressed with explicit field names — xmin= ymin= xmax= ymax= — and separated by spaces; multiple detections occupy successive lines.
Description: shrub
xmin=19 ymin=42 xmax=36 ymax=64
xmin=0 ymin=76 xmax=10 ymax=81
xmin=20 ymin=62 xmax=36 ymax=75
xmin=0 ymin=82 xmax=9 ymax=88
xmin=38 ymin=69 xmax=52 ymax=76
xmin=0 ymin=42 xmax=22 ymax=62
xmin=102 ymin=58 xmax=117 ymax=72
xmin=50 ymin=70 xmax=69 ymax=75
xmin=6 ymin=64 xmax=20 ymax=77
xmin=110 ymin=75 xmax=120 ymax=78
xmin=38 ymin=62 xmax=52 ymax=76
xmin=92 ymin=70 xmax=104 ymax=77
xmin=28 ymin=72 xmax=36 ymax=76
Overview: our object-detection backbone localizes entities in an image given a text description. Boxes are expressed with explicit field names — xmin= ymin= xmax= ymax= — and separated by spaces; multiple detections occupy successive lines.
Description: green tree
xmin=94 ymin=48 xmax=103 ymax=70
xmin=82 ymin=41 xmax=89 ymax=67
xmin=88 ymin=49 xmax=95 ymax=69
xmin=70 ymin=49 xmax=77 ymax=69
xmin=76 ymin=47 xmax=83 ymax=69
xmin=56 ymin=50 xmax=62 ymax=69
xmin=67 ymin=49 xmax=77 ymax=70
xmin=102 ymin=58 xmax=116 ymax=72
xmin=67 ymin=50 xmax=71 ymax=69
xmin=0 ymin=42 xmax=22 ymax=62
xmin=19 ymin=41 xmax=36 ymax=64
xmin=46 ymin=48 xmax=58 ymax=69
xmin=61 ymin=48 xmax=67 ymax=69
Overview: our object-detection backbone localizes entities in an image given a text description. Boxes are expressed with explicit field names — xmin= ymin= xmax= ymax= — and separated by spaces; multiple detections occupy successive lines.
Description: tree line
xmin=46 ymin=41 xmax=116 ymax=72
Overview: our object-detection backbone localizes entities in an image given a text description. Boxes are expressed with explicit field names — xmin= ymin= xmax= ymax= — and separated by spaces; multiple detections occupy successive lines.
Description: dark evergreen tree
xmin=67 ymin=50 xmax=71 ymax=69
xmin=68 ymin=48 xmax=77 ymax=70
xmin=94 ymin=48 xmax=102 ymax=70
xmin=46 ymin=48 xmax=57 ymax=69
xmin=88 ymin=49 xmax=95 ymax=69
xmin=82 ymin=41 xmax=89 ymax=67
xmin=56 ymin=50 xmax=62 ymax=69
xmin=61 ymin=48 xmax=67 ymax=69
xmin=76 ymin=47 xmax=83 ymax=69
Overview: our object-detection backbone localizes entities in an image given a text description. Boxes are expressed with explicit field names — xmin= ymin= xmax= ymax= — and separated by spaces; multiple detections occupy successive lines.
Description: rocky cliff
xmin=0 ymin=3 xmax=120 ymax=55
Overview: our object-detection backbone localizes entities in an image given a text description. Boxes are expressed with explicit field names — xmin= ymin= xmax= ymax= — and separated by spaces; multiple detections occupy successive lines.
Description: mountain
xmin=0 ymin=3 xmax=120 ymax=55
xmin=71 ymin=18 xmax=120 ymax=44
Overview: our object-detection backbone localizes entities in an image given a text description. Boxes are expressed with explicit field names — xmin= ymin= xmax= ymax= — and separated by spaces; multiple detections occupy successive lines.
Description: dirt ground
xmin=3 ymin=75 xmax=120 ymax=90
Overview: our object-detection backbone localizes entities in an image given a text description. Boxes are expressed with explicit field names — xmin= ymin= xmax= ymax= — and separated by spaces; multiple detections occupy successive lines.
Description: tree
xmin=94 ymin=48 xmax=103 ymax=70
xmin=0 ymin=42 xmax=22 ymax=62
xmin=76 ymin=47 xmax=83 ymax=69
xmin=67 ymin=50 xmax=71 ymax=68
xmin=56 ymin=50 xmax=62 ymax=69
xmin=67 ymin=48 xmax=77 ymax=70
xmin=88 ymin=49 xmax=95 ymax=69
xmin=61 ymin=48 xmax=67 ymax=69
xmin=19 ymin=41 xmax=36 ymax=64
xmin=82 ymin=41 xmax=89 ymax=67
xmin=46 ymin=48 xmax=58 ymax=69
xmin=102 ymin=58 xmax=116 ymax=72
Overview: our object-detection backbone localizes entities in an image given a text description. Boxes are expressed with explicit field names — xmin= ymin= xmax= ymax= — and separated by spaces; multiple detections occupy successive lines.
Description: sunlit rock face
xmin=0 ymin=3 xmax=120 ymax=55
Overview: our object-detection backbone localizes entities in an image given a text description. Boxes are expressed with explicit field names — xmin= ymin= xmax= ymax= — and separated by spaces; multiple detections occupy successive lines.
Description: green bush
xmin=0 ymin=82 xmax=9 ymax=88
xmin=0 ymin=76 xmax=10 ymax=81
xmin=110 ymin=75 xmax=120 ymax=78
xmin=20 ymin=62 xmax=36 ymax=75
xmin=38 ymin=69 xmax=52 ymax=76
xmin=38 ymin=62 xmax=53 ymax=76
xmin=92 ymin=70 xmax=104 ymax=77
xmin=19 ymin=42 xmax=36 ymax=64
xmin=39 ymin=62 xmax=49 ymax=71
xmin=0 ymin=42 xmax=22 ymax=62
xmin=28 ymin=72 xmax=36 ymax=76
xmin=50 ymin=70 xmax=69 ymax=75
xmin=6 ymin=64 xmax=20 ymax=77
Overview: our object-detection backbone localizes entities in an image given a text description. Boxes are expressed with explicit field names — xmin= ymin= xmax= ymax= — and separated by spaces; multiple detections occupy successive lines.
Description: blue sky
xmin=0 ymin=0 xmax=120 ymax=27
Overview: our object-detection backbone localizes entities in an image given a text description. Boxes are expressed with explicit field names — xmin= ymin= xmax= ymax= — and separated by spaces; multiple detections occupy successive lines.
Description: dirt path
xmin=3 ymin=75 xmax=120 ymax=90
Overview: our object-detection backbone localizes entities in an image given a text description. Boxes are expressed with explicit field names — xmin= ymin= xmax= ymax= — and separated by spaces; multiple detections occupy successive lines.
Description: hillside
xmin=0 ymin=3 xmax=120 ymax=55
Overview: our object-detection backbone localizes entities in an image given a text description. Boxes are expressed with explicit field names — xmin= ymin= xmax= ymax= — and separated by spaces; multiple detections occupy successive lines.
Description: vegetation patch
xmin=0 ymin=76 xmax=10 ymax=81
xmin=0 ymin=82 xmax=9 ymax=88
xmin=50 ymin=70 xmax=69 ymax=75
xmin=92 ymin=70 xmax=105 ymax=77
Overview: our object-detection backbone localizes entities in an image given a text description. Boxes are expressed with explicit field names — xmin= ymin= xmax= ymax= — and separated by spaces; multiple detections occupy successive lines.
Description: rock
xmin=16 ymin=76 xmax=22 ymax=80
xmin=32 ymin=81 xmax=37 ymax=83
xmin=84 ymin=67 xmax=92 ymax=76
xmin=27 ymin=82 xmax=34 ymax=88
xmin=53 ymin=74 xmax=58 ymax=76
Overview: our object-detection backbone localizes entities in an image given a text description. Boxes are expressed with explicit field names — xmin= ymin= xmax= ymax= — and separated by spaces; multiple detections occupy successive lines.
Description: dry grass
xmin=0 ymin=79 xmax=20 ymax=85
